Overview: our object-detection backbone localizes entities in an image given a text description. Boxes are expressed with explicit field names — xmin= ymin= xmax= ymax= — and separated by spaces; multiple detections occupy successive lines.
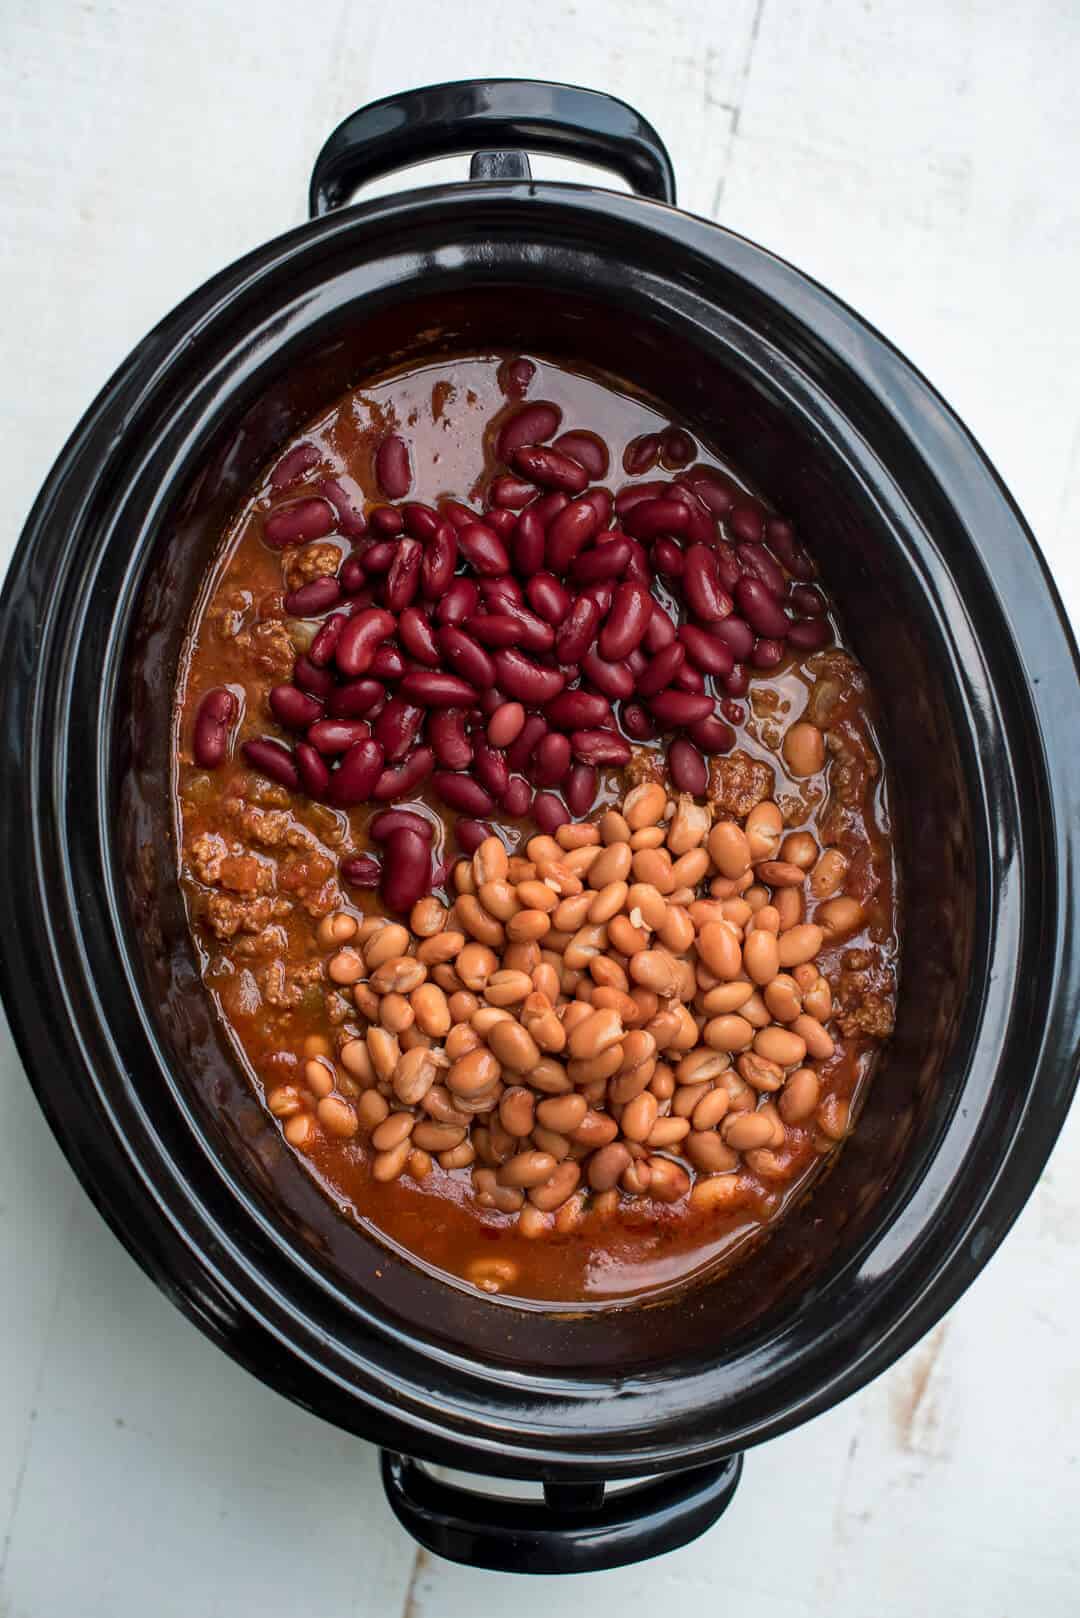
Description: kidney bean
xmin=723 ymin=664 xmax=749 ymax=698
xmin=643 ymin=602 xmax=677 ymax=654
xmin=358 ymin=540 xmax=396 ymax=576
xmin=627 ymin=646 xmax=648 ymax=679
xmin=652 ymin=537 xmax=685 ymax=579
xmin=193 ymin=687 xmax=237 ymax=767
xmin=393 ymin=503 xmax=433 ymax=542
xmin=647 ymin=689 xmax=715 ymax=726
xmin=571 ymin=729 xmax=631 ymax=766
xmin=788 ymin=616 xmax=832 ymax=651
xmin=549 ymin=429 xmax=607 ymax=478
xmin=688 ymin=713 xmax=736 ymax=753
xmin=544 ymin=689 xmax=612 ymax=730
xmin=506 ymin=713 xmax=548 ymax=772
xmin=485 ymin=508 xmax=517 ymax=541
xmin=569 ymin=535 xmax=632 ymax=584
xmin=635 ymin=641 xmax=685 ymax=698
xmin=242 ymin=736 xmax=299 ymax=788
xmin=370 ymin=808 xmax=433 ymax=843
xmin=680 ymin=624 xmax=735 ymax=677
xmin=373 ymin=700 xmax=425 ymax=762
xmin=415 ymin=525 xmax=455 ymax=601
xmin=438 ymin=625 xmax=497 ymax=688
xmin=368 ymin=644 xmax=403 ymax=681
xmin=678 ymin=467 xmax=738 ymax=516
xmin=433 ymin=773 xmax=496 ymax=815
xmin=613 ymin=480 xmax=668 ymax=517
xmin=490 ymin=474 xmax=536 ymax=509
xmin=658 ymin=426 xmax=694 ymax=468
xmin=495 ymin=776 xmax=528 ymax=818
xmin=683 ymin=545 xmax=733 ymax=623
xmin=268 ymin=683 xmax=322 ymax=731
xmin=512 ymin=445 xmax=589 ymax=495
xmin=434 ymin=500 xmax=472 ymax=531
xmin=451 ymin=522 xmax=507 ymax=576
xmin=728 ymin=501 xmax=764 ymax=543
xmin=528 ymin=731 xmax=570 ymax=788
xmin=263 ymin=498 xmax=335 ymax=549
xmin=306 ymin=612 xmax=344 ymax=668
xmin=580 ymin=647 xmax=635 ymax=699
xmin=341 ymin=852 xmax=381 ymax=888
xmin=554 ymin=596 xmax=602 ymax=664
xmin=324 ymin=680 xmax=378 ymax=720
xmin=454 ymin=818 xmax=491 ymax=854
xmin=317 ymin=476 xmax=366 ymax=538
xmin=393 ymin=607 xmax=436 ymax=666
xmin=497 ymin=356 xmax=536 ymax=396
xmin=497 ymin=403 xmax=562 ymax=462
xmin=598 ymin=582 xmax=652 ymax=660
xmin=492 ymin=649 xmax=565 ymax=704
xmin=704 ymin=616 xmax=752 ymax=661
xmin=458 ymin=614 xmax=517 ymax=650
xmin=428 ymin=707 xmax=473 ymax=769
xmin=738 ymin=541 xmax=787 ymax=597
xmin=381 ymin=828 xmax=431 ymax=912
xmin=270 ymin=441 xmax=321 ymax=491
xmin=339 ymin=556 xmax=366 ymax=595
xmin=524 ymin=571 xmax=572 ymax=625
xmin=399 ymin=670 xmax=477 ymax=708
xmin=668 ymin=737 xmax=708 ymax=793
xmin=674 ymin=663 xmax=705 ymax=693
xmin=622 ymin=497 xmax=691 ymax=541
xmin=510 ymin=507 xmax=547 ymax=576
xmin=481 ymin=574 xmax=524 ymax=609
xmin=291 ymin=655 xmax=334 ymax=701
xmin=372 ymin=745 xmax=434 ymax=801
xmin=734 ymin=575 xmax=790 ymax=638
xmin=384 ymin=536 xmax=421 ymax=611
xmin=376 ymin=434 xmax=411 ymax=499
xmin=558 ymin=763 xmax=594 ymax=818
xmin=621 ymin=702 xmax=658 ymax=741
xmin=335 ymin=607 xmax=396 ymax=677
xmin=789 ymin=583 xmax=825 ymax=619
xmin=529 ymin=491 xmax=571 ymax=529
xmin=487 ymin=701 xmax=525 ymax=748
xmin=623 ymin=433 xmax=661 ymax=475
xmin=370 ymin=505 xmax=404 ymax=537
xmin=294 ymin=741 xmax=331 ymax=798
xmin=545 ymin=497 xmax=601 ymax=573
xmin=435 ymin=579 xmax=478 ymax=626
xmin=533 ymin=793 xmax=570 ymax=834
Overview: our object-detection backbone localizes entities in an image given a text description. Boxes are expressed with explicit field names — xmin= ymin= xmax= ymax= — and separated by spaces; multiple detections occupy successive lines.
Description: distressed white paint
xmin=2 ymin=1 xmax=1078 ymax=1613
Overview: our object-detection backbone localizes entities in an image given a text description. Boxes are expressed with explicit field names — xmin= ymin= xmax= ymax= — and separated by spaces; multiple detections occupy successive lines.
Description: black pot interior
xmin=115 ymin=280 xmax=978 ymax=1373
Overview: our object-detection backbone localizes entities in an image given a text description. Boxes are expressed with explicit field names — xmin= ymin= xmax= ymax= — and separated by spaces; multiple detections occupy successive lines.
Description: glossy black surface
xmin=381 ymin=1452 xmax=743 ymax=1574
xmin=309 ymin=80 xmax=678 ymax=215
xmin=0 ymin=81 xmax=1077 ymax=1571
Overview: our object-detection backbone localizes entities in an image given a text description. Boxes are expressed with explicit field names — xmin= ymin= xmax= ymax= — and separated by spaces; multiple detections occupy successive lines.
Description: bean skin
xmin=511 ymin=445 xmax=590 ymax=495
xmin=598 ymin=583 xmax=653 ymax=660
xmin=497 ymin=402 xmax=562 ymax=461
xmin=376 ymin=433 xmax=411 ymax=498
xmin=193 ymin=687 xmax=237 ymax=766
xmin=492 ymin=649 xmax=566 ymax=705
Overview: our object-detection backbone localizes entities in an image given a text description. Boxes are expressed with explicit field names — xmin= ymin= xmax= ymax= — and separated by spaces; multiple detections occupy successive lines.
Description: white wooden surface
xmin=3 ymin=2 xmax=1079 ymax=1612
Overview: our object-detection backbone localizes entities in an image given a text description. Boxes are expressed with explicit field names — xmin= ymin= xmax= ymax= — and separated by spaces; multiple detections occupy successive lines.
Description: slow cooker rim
xmin=2 ymin=178 xmax=1078 ymax=1474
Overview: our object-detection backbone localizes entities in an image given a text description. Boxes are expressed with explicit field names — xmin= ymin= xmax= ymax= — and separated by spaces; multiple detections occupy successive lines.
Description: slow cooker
xmin=1 ymin=80 xmax=1077 ymax=1574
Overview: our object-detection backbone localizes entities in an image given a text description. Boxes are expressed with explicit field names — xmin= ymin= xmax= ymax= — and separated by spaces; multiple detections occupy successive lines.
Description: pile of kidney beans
xmin=194 ymin=359 xmax=832 ymax=909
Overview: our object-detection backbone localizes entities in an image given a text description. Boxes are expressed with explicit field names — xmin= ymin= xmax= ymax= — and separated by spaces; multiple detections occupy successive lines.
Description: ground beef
xmin=285 ymin=543 xmax=342 ymax=592
xmin=709 ymin=750 xmax=775 ymax=819
xmin=204 ymin=892 xmax=290 ymax=939
xmin=218 ymin=853 xmax=275 ymax=896
xmin=279 ymin=849 xmax=339 ymax=916
xmin=235 ymin=619 xmax=296 ymax=678
xmin=260 ymin=958 xmax=323 ymax=1008
xmin=190 ymin=832 xmax=228 ymax=886
xmin=833 ymin=948 xmax=897 ymax=1039
xmin=232 ymin=925 xmax=289 ymax=960
xmin=227 ymin=801 xmax=312 ymax=851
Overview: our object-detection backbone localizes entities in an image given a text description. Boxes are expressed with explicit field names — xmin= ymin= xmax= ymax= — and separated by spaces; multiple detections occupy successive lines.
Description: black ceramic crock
xmin=1 ymin=81 xmax=1078 ymax=1576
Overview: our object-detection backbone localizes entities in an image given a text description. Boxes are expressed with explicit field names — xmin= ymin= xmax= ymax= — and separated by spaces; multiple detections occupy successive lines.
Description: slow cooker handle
xmin=308 ymin=79 xmax=677 ymax=217
xmin=380 ymin=1450 xmax=742 ymax=1575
